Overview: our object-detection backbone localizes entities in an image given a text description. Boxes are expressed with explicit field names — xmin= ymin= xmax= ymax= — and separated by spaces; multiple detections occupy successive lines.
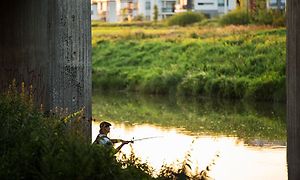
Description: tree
xmin=153 ymin=4 xmax=158 ymax=22
xmin=186 ymin=0 xmax=193 ymax=10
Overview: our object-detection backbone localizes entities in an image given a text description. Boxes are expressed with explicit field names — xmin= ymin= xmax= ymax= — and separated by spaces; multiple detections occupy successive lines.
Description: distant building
xmin=138 ymin=0 xmax=176 ymax=21
xmin=91 ymin=0 xmax=176 ymax=22
xmin=175 ymin=0 xmax=237 ymax=18
xmin=92 ymin=0 xmax=118 ymax=22
xmin=266 ymin=0 xmax=286 ymax=10
xmin=91 ymin=0 xmax=239 ymax=22
xmin=117 ymin=0 xmax=139 ymax=22
xmin=91 ymin=1 xmax=101 ymax=20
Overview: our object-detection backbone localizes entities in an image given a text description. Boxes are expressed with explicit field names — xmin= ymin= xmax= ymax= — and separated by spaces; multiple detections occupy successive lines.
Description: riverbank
xmin=92 ymin=24 xmax=286 ymax=102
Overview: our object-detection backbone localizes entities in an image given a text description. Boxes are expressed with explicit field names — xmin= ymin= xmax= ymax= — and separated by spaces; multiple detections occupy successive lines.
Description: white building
xmin=91 ymin=0 xmax=238 ymax=22
xmin=137 ymin=0 xmax=176 ymax=21
xmin=117 ymin=0 xmax=139 ymax=21
xmin=91 ymin=0 xmax=176 ymax=22
xmin=92 ymin=0 xmax=118 ymax=22
xmin=91 ymin=1 xmax=101 ymax=20
xmin=176 ymin=0 xmax=237 ymax=18
xmin=266 ymin=0 xmax=286 ymax=10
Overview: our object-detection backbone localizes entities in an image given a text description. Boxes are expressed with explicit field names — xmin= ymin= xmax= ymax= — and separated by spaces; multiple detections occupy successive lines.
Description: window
xmin=146 ymin=1 xmax=151 ymax=10
xmin=198 ymin=3 xmax=214 ymax=5
xmin=218 ymin=0 xmax=224 ymax=6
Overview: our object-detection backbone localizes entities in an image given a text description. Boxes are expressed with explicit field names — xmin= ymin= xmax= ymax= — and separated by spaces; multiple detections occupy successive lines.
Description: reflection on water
xmin=92 ymin=121 xmax=287 ymax=180
xmin=92 ymin=90 xmax=286 ymax=142
xmin=92 ymin=90 xmax=287 ymax=179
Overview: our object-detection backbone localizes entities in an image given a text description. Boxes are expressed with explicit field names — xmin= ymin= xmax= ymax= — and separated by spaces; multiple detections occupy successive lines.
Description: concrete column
xmin=48 ymin=0 xmax=92 ymax=140
xmin=0 ymin=1 xmax=50 ymax=108
xmin=0 ymin=0 xmax=92 ymax=140
xmin=287 ymin=0 xmax=300 ymax=179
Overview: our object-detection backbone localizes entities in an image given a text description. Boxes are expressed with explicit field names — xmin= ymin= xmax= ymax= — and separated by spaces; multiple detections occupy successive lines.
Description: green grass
xmin=92 ymin=25 xmax=286 ymax=102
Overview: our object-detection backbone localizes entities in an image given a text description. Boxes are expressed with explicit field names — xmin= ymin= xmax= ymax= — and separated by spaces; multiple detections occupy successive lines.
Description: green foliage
xmin=0 ymin=91 xmax=153 ymax=179
xmin=167 ymin=12 xmax=205 ymax=26
xmin=132 ymin=14 xmax=144 ymax=22
xmin=220 ymin=9 xmax=250 ymax=25
xmin=251 ymin=9 xmax=286 ymax=27
xmin=92 ymin=27 xmax=286 ymax=102
xmin=153 ymin=5 xmax=158 ymax=22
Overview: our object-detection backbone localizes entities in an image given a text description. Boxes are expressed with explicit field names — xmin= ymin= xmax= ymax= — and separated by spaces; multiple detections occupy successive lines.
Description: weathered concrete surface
xmin=0 ymin=0 xmax=92 ymax=140
xmin=287 ymin=0 xmax=300 ymax=179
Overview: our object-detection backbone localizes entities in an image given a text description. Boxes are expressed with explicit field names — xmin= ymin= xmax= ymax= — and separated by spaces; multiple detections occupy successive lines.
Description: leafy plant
xmin=167 ymin=12 xmax=205 ymax=26
xmin=220 ymin=9 xmax=250 ymax=25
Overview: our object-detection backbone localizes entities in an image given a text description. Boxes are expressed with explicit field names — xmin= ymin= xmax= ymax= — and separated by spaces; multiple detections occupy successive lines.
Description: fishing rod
xmin=130 ymin=136 xmax=163 ymax=142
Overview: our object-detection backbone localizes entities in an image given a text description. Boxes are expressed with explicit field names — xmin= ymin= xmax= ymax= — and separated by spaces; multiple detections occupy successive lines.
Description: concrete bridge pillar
xmin=0 ymin=0 xmax=92 ymax=140
xmin=287 ymin=0 xmax=300 ymax=179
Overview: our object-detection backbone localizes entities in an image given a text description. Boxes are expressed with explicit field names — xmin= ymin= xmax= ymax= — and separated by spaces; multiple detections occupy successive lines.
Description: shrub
xmin=0 ymin=89 xmax=153 ymax=179
xmin=252 ymin=10 xmax=273 ymax=25
xmin=132 ymin=14 xmax=144 ymax=21
xmin=251 ymin=9 xmax=286 ymax=27
xmin=167 ymin=12 xmax=205 ymax=26
xmin=220 ymin=9 xmax=250 ymax=25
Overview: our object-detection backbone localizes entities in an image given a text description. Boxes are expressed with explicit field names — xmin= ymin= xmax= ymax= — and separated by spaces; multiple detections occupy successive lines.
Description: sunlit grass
xmin=92 ymin=21 xmax=280 ymax=46
xmin=92 ymin=25 xmax=286 ymax=101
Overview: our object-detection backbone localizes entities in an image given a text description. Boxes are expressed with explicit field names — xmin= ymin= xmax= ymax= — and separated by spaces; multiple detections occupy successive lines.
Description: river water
xmin=92 ymin=91 xmax=287 ymax=180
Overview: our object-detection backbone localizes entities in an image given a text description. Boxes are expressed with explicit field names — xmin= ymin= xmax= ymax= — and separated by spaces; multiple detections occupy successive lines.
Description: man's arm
xmin=113 ymin=140 xmax=133 ymax=154
xmin=110 ymin=138 xmax=123 ymax=143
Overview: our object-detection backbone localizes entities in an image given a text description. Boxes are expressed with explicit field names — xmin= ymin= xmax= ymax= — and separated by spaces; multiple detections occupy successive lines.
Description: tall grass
xmin=92 ymin=27 xmax=286 ymax=102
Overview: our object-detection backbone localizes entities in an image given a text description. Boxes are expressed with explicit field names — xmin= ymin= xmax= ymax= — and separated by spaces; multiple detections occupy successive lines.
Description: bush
xmin=132 ymin=14 xmax=144 ymax=21
xmin=220 ymin=10 xmax=250 ymax=25
xmin=167 ymin=12 xmax=205 ymax=26
xmin=0 ymin=89 xmax=153 ymax=179
xmin=251 ymin=9 xmax=286 ymax=27
xmin=252 ymin=10 xmax=273 ymax=25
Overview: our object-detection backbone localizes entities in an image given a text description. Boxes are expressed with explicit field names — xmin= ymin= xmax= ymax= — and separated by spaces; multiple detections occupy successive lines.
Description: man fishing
xmin=93 ymin=121 xmax=132 ymax=153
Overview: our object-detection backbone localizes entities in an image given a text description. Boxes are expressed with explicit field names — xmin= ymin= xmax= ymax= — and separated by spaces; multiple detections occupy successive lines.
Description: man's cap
xmin=100 ymin=121 xmax=112 ymax=128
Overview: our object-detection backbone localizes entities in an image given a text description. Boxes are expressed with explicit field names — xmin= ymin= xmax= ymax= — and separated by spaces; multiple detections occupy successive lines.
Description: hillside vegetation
xmin=92 ymin=24 xmax=286 ymax=101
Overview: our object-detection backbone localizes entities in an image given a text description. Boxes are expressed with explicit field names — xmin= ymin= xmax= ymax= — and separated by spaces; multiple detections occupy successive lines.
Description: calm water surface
xmin=92 ymin=91 xmax=287 ymax=180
